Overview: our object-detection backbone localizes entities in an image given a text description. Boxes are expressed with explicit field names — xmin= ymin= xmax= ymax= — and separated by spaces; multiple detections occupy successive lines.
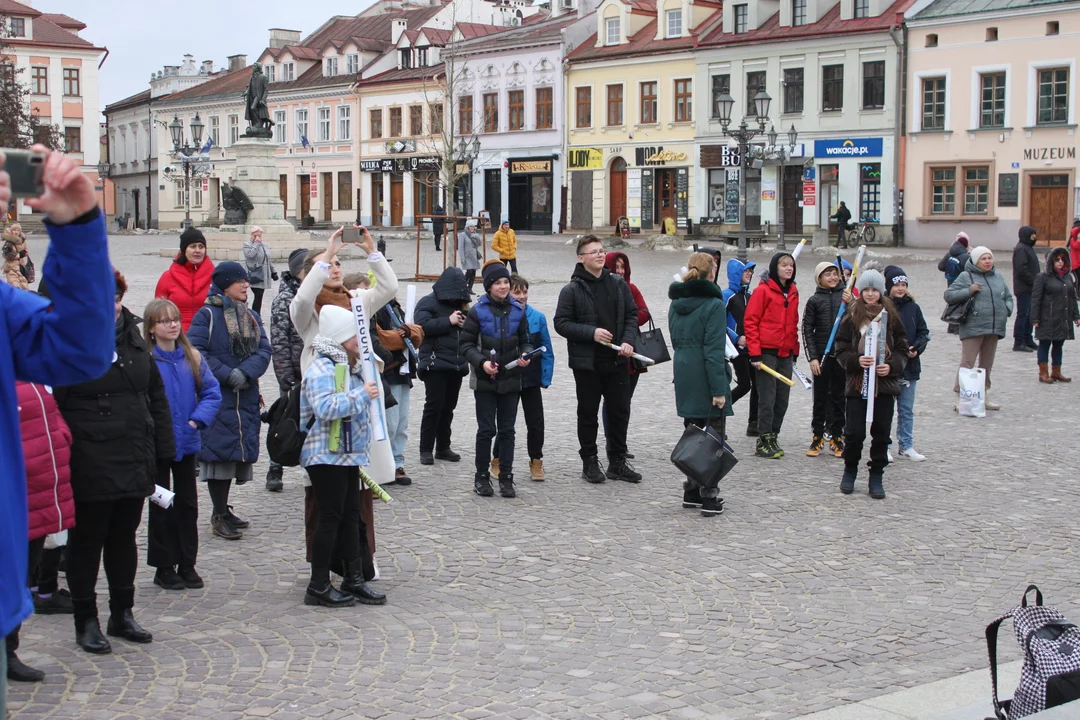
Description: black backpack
xmin=263 ymin=384 xmax=315 ymax=467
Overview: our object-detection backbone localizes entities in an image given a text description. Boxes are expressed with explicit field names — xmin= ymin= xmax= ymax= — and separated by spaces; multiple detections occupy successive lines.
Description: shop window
xmin=859 ymin=163 xmax=881 ymax=222
xmin=338 ymin=172 xmax=353 ymax=211
xmin=708 ymin=169 xmax=726 ymax=219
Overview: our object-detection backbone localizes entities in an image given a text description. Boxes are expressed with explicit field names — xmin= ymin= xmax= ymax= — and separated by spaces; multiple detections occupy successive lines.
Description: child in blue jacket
xmin=503 ymin=274 xmax=554 ymax=481
xmin=884 ymin=266 xmax=930 ymax=462
xmin=144 ymin=299 xmax=222 ymax=592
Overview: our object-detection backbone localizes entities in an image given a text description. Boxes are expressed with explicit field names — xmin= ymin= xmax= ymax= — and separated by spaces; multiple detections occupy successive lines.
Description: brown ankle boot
xmin=1052 ymin=366 xmax=1072 ymax=382
xmin=1039 ymin=362 xmax=1054 ymax=384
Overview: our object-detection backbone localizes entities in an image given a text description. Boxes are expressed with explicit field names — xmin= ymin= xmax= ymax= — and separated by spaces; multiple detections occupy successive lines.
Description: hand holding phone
xmin=0 ymin=149 xmax=46 ymax=199
xmin=3 ymin=146 xmax=97 ymax=224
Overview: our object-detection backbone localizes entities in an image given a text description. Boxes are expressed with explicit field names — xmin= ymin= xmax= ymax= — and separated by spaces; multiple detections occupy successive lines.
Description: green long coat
xmin=668 ymin=279 xmax=733 ymax=419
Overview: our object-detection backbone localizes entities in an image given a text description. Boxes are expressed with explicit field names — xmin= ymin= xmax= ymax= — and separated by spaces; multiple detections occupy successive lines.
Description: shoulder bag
xmin=634 ymin=317 xmax=671 ymax=368
xmin=941 ymin=271 xmax=975 ymax=324
xmin=670 ymin=413 xmax=738 ymax=492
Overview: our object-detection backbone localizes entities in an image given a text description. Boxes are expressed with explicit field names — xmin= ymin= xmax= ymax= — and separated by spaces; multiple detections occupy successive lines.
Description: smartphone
xmin=1 ymin=148 xmax=46 ymax=198
xmin=342 ymin=226 xmax=362 ymax=245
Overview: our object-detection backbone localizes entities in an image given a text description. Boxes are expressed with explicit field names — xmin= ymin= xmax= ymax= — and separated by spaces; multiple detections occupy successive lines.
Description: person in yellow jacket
xmin=492 ymin=220 xmax=518 ymax=273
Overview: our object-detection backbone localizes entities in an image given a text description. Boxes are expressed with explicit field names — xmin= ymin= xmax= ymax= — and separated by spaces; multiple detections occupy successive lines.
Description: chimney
xmin=392 ymin=19 xmax=408 ymax=44
xmin=227 ymin=54 xmax=247 ymax=72
xmin=269 ymin=28 xmax=303 ymax=49
xmin=201 ymin=60 xmax=214 ymax=75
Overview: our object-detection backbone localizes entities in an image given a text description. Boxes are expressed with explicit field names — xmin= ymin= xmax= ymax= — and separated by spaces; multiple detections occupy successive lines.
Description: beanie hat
xmin=482 ymin=261 xmax=511 ymax=291
xmin=955 ymin=231 xmax=970 ymax=247
xmin=288 ymin=248 xmax=308 ymax=278
xmin=212 ymin=261 xmax=249 ymax=291
xmin=180 ymin=226 xmax=207 ymax=255
xmin=970 ymin=246 xmax=993 ymax=264
xmin=856 ymin=269 xmax=886 ymax=295
xmin=884 ymin=265 xmax=908 ymax=293
xmin=814 ymin=261 xmax=840 ymax=287
xmin=318 ymin=305 xmax=357 ymax=345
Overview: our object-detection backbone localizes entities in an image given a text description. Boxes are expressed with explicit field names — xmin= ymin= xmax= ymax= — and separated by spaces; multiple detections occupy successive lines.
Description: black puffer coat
xmin=414 ymin=267 xmax=471 ymax=376
xmin=1013 ymin=226 xmax=1040 ymax=295
xmin=461 ymin=293 xmax=532 ymax=394
xmin=554 ymin=263 xmax=638 ymax=371
xmin=55 ymin=308 xmax=175 ymax=503
xmin=1031 ymin=248 xmax=1079 ymax=342
xmin=834 ymin=304 xmax=908 ymax=398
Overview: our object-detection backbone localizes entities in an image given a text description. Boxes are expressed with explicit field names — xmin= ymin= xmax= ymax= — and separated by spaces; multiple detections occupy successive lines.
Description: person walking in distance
xmin=432 ymin=205 xmax=446 ymax=252
xmin=492 ymin=220 xmax=518 ymax=273
xmin=242 ymin=226 xmax=277 ymax=317
xmin=938 ymin=232 xmax=970 ymax=335
xmin=802 ymin=262 xmax=849 ymax=458
xmin=831 ymin=201 xmax=852 ymax=249
xmin=459 ymin=220 xmax=483 ymax=291
xmin=266 ymin=248 xmax=309 ymax=492
xmin=155 ymin=227 xmax=215 ymax=331
xmin=1013 ymin=226 xmax=1040 ymax=352
xmin=554 ymin=236 xmax=641 ymax=484
xmin=722 ymin=259 xmax=759 ymax=436
xmin=1031 ymin=247 xmax=1080 ymax=384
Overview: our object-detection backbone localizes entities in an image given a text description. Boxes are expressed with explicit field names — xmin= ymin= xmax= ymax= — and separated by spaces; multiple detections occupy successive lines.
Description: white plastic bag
xmin=43 ymin=530 xmax=67 ymax=550
xmin=958 ymin=367 xmax=986 ymax=418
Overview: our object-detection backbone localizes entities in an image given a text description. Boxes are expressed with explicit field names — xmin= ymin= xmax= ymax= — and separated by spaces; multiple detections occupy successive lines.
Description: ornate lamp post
xmin=715 ymin=87 xmax=771 ymax=262
xmin=96 ymin=161 xmax=111 ymax=221
xmin=166 ymin=113 xmax=209 ymax=230
xmin=451 ymin=136 xmax=480 ymax=215
xmin=766 ymin=123 xmax=799 ymax=250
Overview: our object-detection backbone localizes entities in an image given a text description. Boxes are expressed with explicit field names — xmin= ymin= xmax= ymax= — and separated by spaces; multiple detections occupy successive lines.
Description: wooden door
xmin=390 ymin=177 xmax=404 ymax=226
xmin=371 ymin=173 xmax=384 ymax=227
xmin=571 ymin=171 xmax=592 ymax=229
xmin=656 ymin=169 xmax=676 ymax=225
xmin=1030 ymin=175 xmax=1070 ymax=244
xmin=609 ymin=157 xmax=627 ymax=227
xmin=322 ymin=172 xmax=333 ymax=221
xmin=782 ymin=165 xmax=803 ymax=235
xmin=279 ymin=175 xmax=288 ymax=217
xmin=299 ymin=175 xmax=310 ymax=219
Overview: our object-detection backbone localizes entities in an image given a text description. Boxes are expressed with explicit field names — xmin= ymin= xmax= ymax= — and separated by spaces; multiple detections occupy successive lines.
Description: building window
xmin=418 ymin=48 xmax=429 ymax=67
xmin=338 ymin=105 xmax=351 ymax=140
xmin=666 ymin=9 xmax=682 ymax=37
xmin=325 ymin=57 xmax=338 ymax=77
xmin=921 ymin=76 xmax=946 ymax=130
xmin=296 ymin=109 xmax=308 ymax=143
xmin=674 ymin=78 xmax=692 ymax=122
xmin=483 ymin=93 xmax=498 ymax=132
xmin=338 ymin=172 xmax=353 ymax=210
xmin=346 ymin=54 xmax=359 ymax=74
xmin=62 ymin=68 xmax=80 ymax=96
xmin=535 ymin=87 xmax=553 ymax=129
xmin=925 ymin=33 xmax=938 ymax=47
xmin=1038 ymin=68 xmax=1069 ymax=125
xmin=273 ymin=111 xmax=286 ymax=143
xmin=11 ymin=17 xmax=26 ymax=36
xmin=576 ymin=87 xmax=592 ymax=128
xmin=228 ymin=114 xmax=239 ymax=145
xmin=859 ymin=163 xmax=881 ymax=222
xmin=1047 ymin=21 xmax=1059 ymax=35
xmin=783 ymin=68 xmax=803 ymax=114
xmin=2 ymin=64 xmax=17 ymax=93
xmin=431 ymin=104 xmax=444 ymax=135
xmin=266 ymin=65 xmax=275 ymax=83
xmin=985 ymin=27 xmax=998 ymax=42
xmin=459 ymin=96 xmax=473 ymax=134
xmin=822 ymin=64 xmax=844 ymax=112
xmin=734 ymin=4 xmax=748 ymax=34
xmin=792 ymin=0 xmax=807 ymax=26
xmin=399 ymin=49 xmax=411 ymax=69
xmin=193 ymin=187 xmax=203 ymax=208
xmin=605 ymin=17 xmax=620 ymax=45
xmin=508 ymin=90 xmax=525 ymax=130
xmin=389 ymin=107 xmax=402 ymax=136
xmin=979 ymin=73 xmax=1006 ymax=128
xmin=30 ymin=67 xmax=47 ymax=95
xmin=642 ymin=81 xmax=659 ymax=123
xmin=283 ymin=63 xmax=295 ymax=81
xmin=710 ymin=74 xmax=730 ymax=118
xmin=63 ymin=127 xmax=81 ymax=153
xmin=854 ymin=0 xmax=868 ymax=18
xmin=746 ymin=71 xmax=765 ymax=116
xmin=708 ymin=169 xmax=727 ymax=219
xmin=606 ymin=85 xmax=624 ymax=126
xmin=410 ymin=105 xmax=423 ymax=135
xmin=370 ymin=109 xmax=383 ymax=138
xmin=317 ymin=107 xmax=331 ymax=141
xmin=175 ymin=187 xmax=185 ymax=208
xmin=963 ymin=166 xmax=990 ymax=214
xmin=862 ymin=61 xmax=885 ymax=110
xmin=931 ymin=168 xmax=956 ymax=214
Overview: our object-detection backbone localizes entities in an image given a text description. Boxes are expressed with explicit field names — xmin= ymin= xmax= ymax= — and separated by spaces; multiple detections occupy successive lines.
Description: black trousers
xmin=494 ymin=385 xmax=544 ymax=461
xmin=419 ymin=370 xmax=463 ymax=453
xmin=811 ymin=356 xmax=846 ymax=437
xmin=6 ymin=537 xmax=45 ymax=655
xmin=434 ymin=232 xmax=443 ymax=251
xmin=475 ymin=391 xmax=520 ymax=476
xmin=252 ymin=288 xmax=266 ymax=317
xmin=36 ymin=547 xmax=62 ymax=595
xmin=148 ymin=454 xmax=199 ymax=570
xmin=730 ymin=353 xmax=758 ymax=424
xmin=464 ymin=269 xmax=476 ymax=288
xmin=503 ymin=258 xmax=518 ymax=273
xmin=1014 ymin=292 xmax=1033 ymax=345
xmin=843 ymin=394 xmax=896 ymax=475
xmin=66 ymin=496 xmax=145 ymax=621
xmin=573 ymin=363 xmax=631 ymax=462
xmin=306 ymin=465 xmax=362 ymax=588
xmin=755 ymin=351 xmax=793 ymax=436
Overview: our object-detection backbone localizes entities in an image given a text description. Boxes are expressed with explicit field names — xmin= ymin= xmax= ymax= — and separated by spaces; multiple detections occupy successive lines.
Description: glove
xmin=227 ymin=368 xmax=249 ymax=391
xmin=271 ymin=270 xmax=279 ymax=281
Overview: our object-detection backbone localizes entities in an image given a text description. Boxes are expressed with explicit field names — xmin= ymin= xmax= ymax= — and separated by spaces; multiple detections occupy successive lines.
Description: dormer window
xmin=325 ymin=57 xmax=338 ymax=77
xmin=666 ymin=9 xmax=682 ymax=38
xmin=346 ymin=54 xmax=359 ymax=74
xmin=283 ymin=62 xmax=295 ymax=81
xmin=854 ymin=0 xmax=868 ymax=18
xmin=10 ymin=17 xmax=26 ymax=37
xmin=266 ymin=65 xmax=276 ymax=82
xmin=792 ymin=0 xmax=807 ymax=26
xmin=400 ymin=48 xmax=412 ymax=69
xmin=418 ymin=47 xmax=429 ymax=67
xmin=734 ymin=5 xmax=748 ymax=34
xmin=605 ymin=17 xmax=620 ymax=45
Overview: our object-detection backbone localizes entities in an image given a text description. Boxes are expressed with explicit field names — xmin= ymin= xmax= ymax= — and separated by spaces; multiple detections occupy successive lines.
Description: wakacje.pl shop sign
xmin=813 ymin=138 xmax=883 ymax=157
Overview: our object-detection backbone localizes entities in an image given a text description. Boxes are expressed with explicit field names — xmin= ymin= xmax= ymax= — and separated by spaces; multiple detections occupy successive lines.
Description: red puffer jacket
xmin=744 ymin=278 xmax=800 ymax=359
xmin=17 ymin=382 xmax=75 ymax=540
xmin=155 ymin=258 xmax=215 ymax=330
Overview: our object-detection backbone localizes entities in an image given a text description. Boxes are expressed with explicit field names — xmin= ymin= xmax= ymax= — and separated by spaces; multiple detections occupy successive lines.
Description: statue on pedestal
xmin=221 ymin=184 xmax=254 ymax=225
xmin=242 ymin=63 xmax=274 ymax=139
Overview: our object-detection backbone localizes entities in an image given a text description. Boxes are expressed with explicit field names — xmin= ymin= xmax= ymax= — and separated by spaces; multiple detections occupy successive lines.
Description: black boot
xmin=682 ymin=484 xmax=702 ymax=509
xmin=341 ymin=560 xmax=387 ymax=605
xmin=420 ymin=450 xmax=434 ymax=465
xmin=745 ymin=421 xmax=759 ymax=437
xmin=606 ymin=457 xmax=642 ymax=483
xmin=840 ymin=468 xmax=857 ymax=495
xmin=106 ymin=609 xmax=153 ymax=643
xmin=6 ymin=652 xmax=45 ymax=682
xmin=498 ymin=473 xmax=516 ymax=498
xmin=435 ymin=447 xmax=461 ymax=462
xmin=868 ymin=473 xmax=886 ymax=500
xmin=74 ymin=617 xmax=112 ymax=654
xmin=265 ymin=464 xmax=284 ymax=492
xmin=153 ymin=566 xmax=185 ymax=590
xmin=700 ymin=496 xmax=724 ymax=518
xmin=581 ymin=456 xmax=605 ymax=484
xmin=304 ymin=582 xmax=356 ymax=608
xmin=474 ymin=472 xmax=494 ymax=497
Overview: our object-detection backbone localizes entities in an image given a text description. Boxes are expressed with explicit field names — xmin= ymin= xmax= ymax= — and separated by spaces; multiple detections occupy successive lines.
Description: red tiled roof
xmin=456 ymin=22 xmax=507 ymax=39
xmin=302 ymin=4 xmax=446 ymax=49
xmin=568 ymin=8 xmax=723 ymax=62
xmin=420 ymin=27 xmax=452 ymax=45
xmin=104 ymin=88 xmax=152 ymax=114
xmin=700 ymin=0 xmax=913 ymax=46
xmin=271 ymin=61 xmax=357 ymax=91
xmin=4 ymin=13 xmax=102 ymax=50
xmin=356 ymin=63 xmax=445 ymax=88
xmin=160 ymin=66 xmax=252 ymax=102
xmin=0 ymin=0 xmax=39 ymax=16
xmin=40 ymin=12 xmax=86 ymax=31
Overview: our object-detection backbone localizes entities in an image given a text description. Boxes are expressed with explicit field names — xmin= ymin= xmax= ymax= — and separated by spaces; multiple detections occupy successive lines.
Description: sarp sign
xmin=813 ymin=138 xmax=883 ymax=158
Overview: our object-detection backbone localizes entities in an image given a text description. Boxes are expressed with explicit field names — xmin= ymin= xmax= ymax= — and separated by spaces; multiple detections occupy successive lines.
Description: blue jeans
xmin=1038 ymin=339 xmax=1064 ymax=366
xmin=384 ymin=384 xmax=411 ymax=468
xmin=896 ymin=379 xmax=917 ymax=450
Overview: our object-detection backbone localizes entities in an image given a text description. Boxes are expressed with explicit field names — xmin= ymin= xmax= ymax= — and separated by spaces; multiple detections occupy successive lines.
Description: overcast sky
xmin=45 ymin=0 xmax=374 ymax=108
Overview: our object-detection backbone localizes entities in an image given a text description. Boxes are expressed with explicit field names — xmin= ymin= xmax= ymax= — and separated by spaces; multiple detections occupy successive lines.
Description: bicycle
xmin=849 ymin=219 xmax=877 ymax=245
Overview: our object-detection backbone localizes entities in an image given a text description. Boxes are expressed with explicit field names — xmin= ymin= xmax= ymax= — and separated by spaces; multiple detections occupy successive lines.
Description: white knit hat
xmin=970 ymin=246 xmax=993 ymax=264
xmin=319 ymin=305 xmax=357 ymax=344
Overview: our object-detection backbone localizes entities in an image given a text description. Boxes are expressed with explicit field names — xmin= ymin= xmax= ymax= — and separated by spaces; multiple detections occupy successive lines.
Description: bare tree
xmin=0 ymin=15 xmax=64 ymax=150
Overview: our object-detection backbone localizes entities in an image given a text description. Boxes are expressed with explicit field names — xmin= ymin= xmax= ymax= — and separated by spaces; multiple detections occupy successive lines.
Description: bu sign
xmin=813 ymin=138 xmax=883 ymax=158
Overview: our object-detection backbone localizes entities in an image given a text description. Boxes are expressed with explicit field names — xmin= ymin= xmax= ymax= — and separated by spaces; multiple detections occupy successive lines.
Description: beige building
xmin=904 ymin=0 xmax=1080 ymax=249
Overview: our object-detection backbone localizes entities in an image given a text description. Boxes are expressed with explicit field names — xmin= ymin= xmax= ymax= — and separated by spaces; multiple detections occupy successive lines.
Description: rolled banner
xmin=792 ymin=365 xmax=813 ymax=390
xmin=359 ymin=467 xmax=394 ymax=505
xmin=758 ymin=361 xmax=795 ymax=387
xmin=505 ymin=346 xmax=546 ymax=370
xmin=823 ymin=244 xmax=867 ymax=356
xmin=599 ymin=340 xmax=655 ymax=366
xmin=404 ymin=284 xmax=417 ymax=325
xmin=150 ymin=484 xmax=175 ymax=509
xmin=789 ymin=238 xmax=809 ymax=261
xmin=863 ymin=315 xmax=883 ymax=423
xmin=350 ymin=296 xmax=389 ymax=442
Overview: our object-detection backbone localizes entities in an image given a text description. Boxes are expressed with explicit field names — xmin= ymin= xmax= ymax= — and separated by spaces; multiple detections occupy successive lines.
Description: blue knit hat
xmin=212 ymin=261 xmax=249 ymax=291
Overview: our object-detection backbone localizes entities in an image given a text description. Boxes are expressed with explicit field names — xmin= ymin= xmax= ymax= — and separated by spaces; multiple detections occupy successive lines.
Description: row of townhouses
xmin=103 ymin=0 xmax=1080 ymax=249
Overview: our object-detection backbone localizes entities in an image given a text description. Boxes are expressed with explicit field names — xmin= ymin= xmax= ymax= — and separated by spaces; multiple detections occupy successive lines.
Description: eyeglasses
xmin=155 ymin=318 xmax=182 ymax=327
xmin=580 ymin=249 xmax=606 ymax=257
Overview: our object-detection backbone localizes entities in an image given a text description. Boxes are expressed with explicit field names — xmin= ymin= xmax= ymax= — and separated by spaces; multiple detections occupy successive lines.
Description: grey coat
xmin=458 ymin=230 xmax=482 ymax=271
xmin=944 ymin=260 xmax=1015 ymax=339
xmin=242 ymin=239 xmax=275 ymax=289
xmin=1030 ymin=248 xmax=1079 ymax=342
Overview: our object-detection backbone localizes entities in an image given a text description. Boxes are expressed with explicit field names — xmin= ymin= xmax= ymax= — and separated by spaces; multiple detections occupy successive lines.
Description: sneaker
xmin=898 ymin=447 xmax=926 ymax=462
xmin=606 ymin=458 xmax=642 ymax=483
xmin=153 ymin=567 xmax=186 ymax=591
xmin=178 ymin=567 xmax=204 ymax=589
xmin=772 ymin=435 xmax=786 ymax=458
xmin=806 ymin=435 xmax=825 ymax=457
xmin=829 ymin=437 xmax=845 ymax=458
xmin=581 ymin=456 xmax=606 ymax=484
xmin=756 ymin=434 xmax=784 ymax=460
xmin=224 ymin=506 xmax=249 ymax=529
xmin=395 ymin=467 xmax=412 ymax=486
xmin=34 ymin=588 xmax=73 ymax=615
xmin=474 ymin=473 xmax=494 ymax=497
xmin=265 ymin=465 xmax=283 ymax=492
xmin=212 ymin=514 xmax=242 ymax=540
xmin=886 ymin=449 xmax=893 ymax=463
xmin=700 ymin=497 xmax=725 ymax=518
xmin=498 ymin=475 xmax=516 ymax=498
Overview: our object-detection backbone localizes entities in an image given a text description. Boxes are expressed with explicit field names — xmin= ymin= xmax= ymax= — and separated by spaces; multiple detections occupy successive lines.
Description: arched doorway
xmin=609 ymin=157 xmax=627 ymax=228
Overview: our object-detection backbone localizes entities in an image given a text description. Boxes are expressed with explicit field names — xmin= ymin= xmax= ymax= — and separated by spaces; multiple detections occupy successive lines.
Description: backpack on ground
xmin=263 ymin=383 xmax=315 ymax=467
xmin=985 ymin=584 xmax=1080 ymax=719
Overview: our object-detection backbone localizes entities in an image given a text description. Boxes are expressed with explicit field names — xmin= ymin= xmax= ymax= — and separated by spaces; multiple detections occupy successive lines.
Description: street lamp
xmin=96 ymin=161 xmax=111 ymax=220
xmin=167 ymin=113 xmax=210 ymax=230
xmin=766 ymin=123 xmax=800 ymax=250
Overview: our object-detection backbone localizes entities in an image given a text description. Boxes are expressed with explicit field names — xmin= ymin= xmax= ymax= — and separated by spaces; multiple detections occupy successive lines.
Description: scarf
xmin=312 ymin=335 xmax=363 ymax=453
xmin=312 ymin=335 xmax=363 ymax=375
xmin=205 ymin=294 xmax=260 ymax=359
xmin=315 ymin=285 xmax=352 ymax=313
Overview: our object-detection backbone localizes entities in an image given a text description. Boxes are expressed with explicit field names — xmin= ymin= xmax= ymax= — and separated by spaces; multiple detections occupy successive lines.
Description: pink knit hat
xmin=955 ymin=231 xmax=970 ymax=247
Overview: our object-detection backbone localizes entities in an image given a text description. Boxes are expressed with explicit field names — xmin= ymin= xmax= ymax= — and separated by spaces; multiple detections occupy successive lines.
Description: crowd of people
xmin=2 ymin=145 xmax=1077 ymax=710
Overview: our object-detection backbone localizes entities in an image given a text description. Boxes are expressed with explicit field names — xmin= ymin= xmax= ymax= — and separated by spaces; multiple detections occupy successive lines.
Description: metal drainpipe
xmin=890 ymin=25 xmax=904 ymax=247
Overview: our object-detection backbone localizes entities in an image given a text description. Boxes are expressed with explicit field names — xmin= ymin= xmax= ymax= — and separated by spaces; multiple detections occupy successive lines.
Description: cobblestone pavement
xmin=9 ymin=233 xmax=1080 ymax=720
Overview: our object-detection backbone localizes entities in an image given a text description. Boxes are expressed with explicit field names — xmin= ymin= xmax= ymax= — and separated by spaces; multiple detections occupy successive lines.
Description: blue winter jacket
xmin=722 ymin=259 xmax=756 ymax=343
xmin=187 ymin=287 xmax=272 ymax=464
xmin=893 ymin=295 xmax=930 ymax=381
xmin=152 ymin=346 xmax=223 ymax=460
xmin=0 ymin=210 xmax=115 ymax=638
xmin=521 ymin=304 xmax=554 ymax=389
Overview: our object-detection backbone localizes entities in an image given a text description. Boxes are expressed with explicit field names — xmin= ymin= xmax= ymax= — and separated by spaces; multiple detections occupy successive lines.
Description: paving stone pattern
xmin=9 ymin=235 xmax=1080 ymax=720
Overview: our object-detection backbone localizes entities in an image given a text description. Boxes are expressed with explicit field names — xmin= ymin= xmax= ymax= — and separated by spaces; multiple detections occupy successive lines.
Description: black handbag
xmin=635 ymin=318 xmax=671 ymax=368
xmin=941 ymin=272 xmax=975 ymax=324
xmin=670 ymin=415 xmax=738 ymax=491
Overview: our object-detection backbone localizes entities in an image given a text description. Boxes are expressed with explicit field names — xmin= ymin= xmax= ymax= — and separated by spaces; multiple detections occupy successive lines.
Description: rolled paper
xmin=404 ymin=284 xmax=417 ymax=325
xmin=351 ymin=297 xmax=388 ymax=442
xmin=823 ymin=245 xmax=867 ymax=356
xmin=505 ymin=346 xmax=546 ymax=370
xmin=790 ymin=238 xmax=808 ymax=261
xmin=599 ymin=340 xmax=655 ymax=366
xmin=359 ymin=468 xmax=394 ymax=504
xmin=381 ymin=302 xmax=419 ymax=360
xmin=864 ymin=317 xmax=881 ymax=423
xmin=757 ymin=361 xmax=795 ymax=387
xmin=792 ymin=365 xmax=813 ymax=390
xmin=329 ymin=363 xmax=347 ymax=452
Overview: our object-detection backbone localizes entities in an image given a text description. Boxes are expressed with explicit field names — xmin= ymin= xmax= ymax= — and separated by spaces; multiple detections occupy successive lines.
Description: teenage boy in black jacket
xmin=554 ymin=236 xmax=641 ymax=485
xmin=802 ymin=262 xmax=848 ymax=457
